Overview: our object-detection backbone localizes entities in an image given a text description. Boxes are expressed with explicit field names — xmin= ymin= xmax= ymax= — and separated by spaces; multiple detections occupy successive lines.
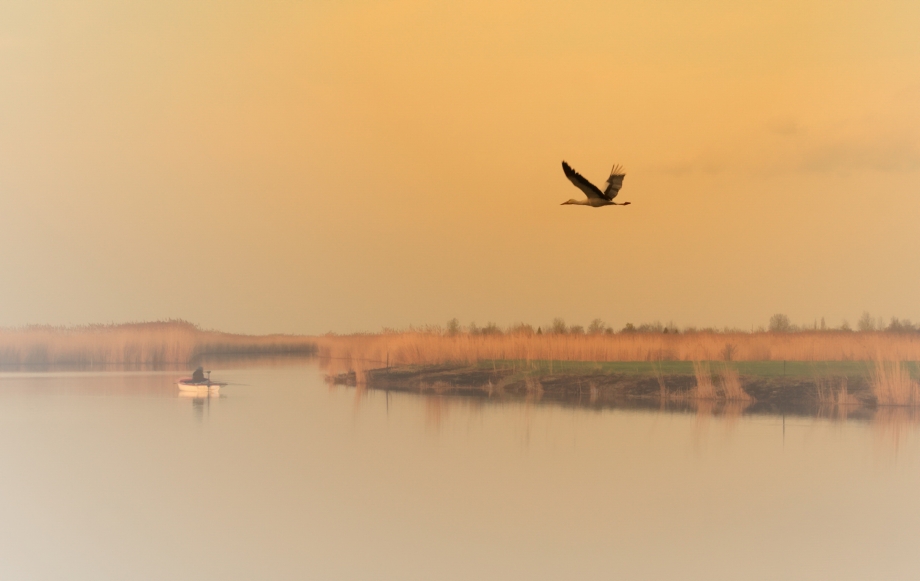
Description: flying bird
xmin=560 ymin=161 xmax=630 ymax=207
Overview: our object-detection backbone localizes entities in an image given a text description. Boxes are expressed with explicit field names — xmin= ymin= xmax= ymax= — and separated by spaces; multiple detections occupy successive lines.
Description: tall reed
xmin=814 ymin=376 xmax=852 ymax=407
xmin=871 ymin=360 xmax=920 ymax=406
xmin=687 ymin=363 xmax=751 ymax=401
xmin=691 ymin=362 xmax=716 ymax=400
xmin=717 ymin=366 xmax=752 ymax=401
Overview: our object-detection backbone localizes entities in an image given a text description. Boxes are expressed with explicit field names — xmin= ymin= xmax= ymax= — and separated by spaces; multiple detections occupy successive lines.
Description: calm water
xmin=1 ymin=364 xmax=919 ymax=580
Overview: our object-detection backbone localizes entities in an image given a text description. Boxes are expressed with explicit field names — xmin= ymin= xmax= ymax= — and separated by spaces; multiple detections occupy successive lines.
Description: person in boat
xmin=191 ymin=366 xmax=205 ymax=383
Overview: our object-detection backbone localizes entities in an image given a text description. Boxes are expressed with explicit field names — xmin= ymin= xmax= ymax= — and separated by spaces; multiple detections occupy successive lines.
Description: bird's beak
xmin=560 ymin=201 xmax=569 ymax=205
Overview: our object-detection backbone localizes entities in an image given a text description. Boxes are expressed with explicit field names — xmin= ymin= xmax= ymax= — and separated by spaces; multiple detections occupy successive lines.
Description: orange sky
xmin=1 ymin=0 xmax=918 ymax=333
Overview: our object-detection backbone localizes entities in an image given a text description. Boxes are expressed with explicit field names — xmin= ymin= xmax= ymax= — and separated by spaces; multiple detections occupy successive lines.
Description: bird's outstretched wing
xmin=562 ymin=161 xmax=606 ymax=200
xmin=604 ymin=164 xmax=626 ymax=199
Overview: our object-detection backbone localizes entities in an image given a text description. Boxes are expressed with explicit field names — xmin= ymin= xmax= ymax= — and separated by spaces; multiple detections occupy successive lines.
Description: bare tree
xmin=857 ymin=311 xmax=875 ymax=332
xmin=587 ymin=319 xmax=607 ymax=334
xmin=769 ymin=313 xmax=793 ymax=332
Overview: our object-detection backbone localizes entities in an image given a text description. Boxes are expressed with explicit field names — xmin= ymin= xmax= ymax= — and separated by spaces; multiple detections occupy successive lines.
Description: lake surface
xmin=1 ymin=363 xmax=919 ymax=580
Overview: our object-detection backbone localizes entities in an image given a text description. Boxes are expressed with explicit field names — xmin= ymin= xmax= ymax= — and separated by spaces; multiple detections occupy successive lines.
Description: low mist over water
xmin=1 ymin=362 xmax=918 ymax=580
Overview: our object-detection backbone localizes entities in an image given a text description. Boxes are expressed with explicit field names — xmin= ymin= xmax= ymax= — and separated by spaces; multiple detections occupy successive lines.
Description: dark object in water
xmin=192 ymin=367 xmax=205 ymax=382
xmin=326 ymin=371 xmax=357 ymax=387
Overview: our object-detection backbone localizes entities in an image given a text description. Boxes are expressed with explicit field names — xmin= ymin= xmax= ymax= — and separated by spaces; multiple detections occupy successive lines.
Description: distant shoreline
xmin=0 ymin=321 xmax=317 ymax=367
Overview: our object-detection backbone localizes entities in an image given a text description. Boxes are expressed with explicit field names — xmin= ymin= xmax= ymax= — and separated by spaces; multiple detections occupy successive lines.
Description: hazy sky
xmin=1 ymin=0 xmax=919 ymax=334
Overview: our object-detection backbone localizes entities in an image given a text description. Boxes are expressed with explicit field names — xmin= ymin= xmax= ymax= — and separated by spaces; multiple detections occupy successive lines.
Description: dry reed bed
xmin=0 ymin=322 xmax=317 ymax=366
xmin=317 ymin=332 xmax=920 ymax=406
xmin=316 ymin=331 xmax=920 ymax=373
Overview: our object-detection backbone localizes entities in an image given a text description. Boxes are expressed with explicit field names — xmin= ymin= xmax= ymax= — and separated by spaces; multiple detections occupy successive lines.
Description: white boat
xmin=176 ymin=379 xmax=223 ymax=393
xmin=177 ymin=367 xmax=226 ymax=393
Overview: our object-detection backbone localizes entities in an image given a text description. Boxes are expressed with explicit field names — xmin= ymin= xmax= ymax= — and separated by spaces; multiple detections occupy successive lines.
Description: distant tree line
xmin=429 ymin=313 xmax=920 ymax=336
xmin=768 ymin=312 xmax=919 ymax=333
xmin=444 ymin=318 xmax=682 ymax=336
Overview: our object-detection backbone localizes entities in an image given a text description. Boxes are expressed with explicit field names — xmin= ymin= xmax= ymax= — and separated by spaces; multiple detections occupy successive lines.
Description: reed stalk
xmin=691 ymin=361 xmax=716 ymax=400
xmin=717 ymin=366 xmax=752 ymax=402
xmin=871 ymin=360 xmax=920 ymax=406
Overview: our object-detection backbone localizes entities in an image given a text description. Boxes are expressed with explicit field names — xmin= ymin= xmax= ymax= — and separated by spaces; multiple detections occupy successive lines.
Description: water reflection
xmin=0 ymin=370 xmax=182 ymax=397
xmin=178 ymin=391 xmax=222 ymax=422
xmin=0 ymin=367 xmax=233 ymax=424
xmin=2 ymin=366 xmax=920 ymax=580
xmin=325 ymin=378 xmax=920 ymax=454
xmin=873 ymin=406 xmax=920 ymax=452
xmin=424 ymin=396 xmax=448 ymax=430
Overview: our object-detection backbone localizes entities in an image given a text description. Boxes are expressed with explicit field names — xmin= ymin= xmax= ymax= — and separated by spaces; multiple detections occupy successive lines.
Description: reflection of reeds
xmin=718 ymin=399 xmax=752 ymax=418
xmin=688 ymin=398 xmax=750 ymax=439
xmin=871 ymin=360 xmax=920 ymax=406
xmin=873 ymin=406 xmax=920 ymax=454
xmin=0 ymin=321 xmax=317 ymax=367
xmin=425 ymin=397 xmax=447 ymax=429
xmin=874 ymin=406 xmax=920 ymax=448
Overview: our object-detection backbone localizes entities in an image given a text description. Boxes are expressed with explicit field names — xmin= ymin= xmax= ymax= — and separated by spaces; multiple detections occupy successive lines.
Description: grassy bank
xmin=315 ymin=331 xmax=920 ymax=378
xmin=0 ymin=321 xmax=317 ymax=367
